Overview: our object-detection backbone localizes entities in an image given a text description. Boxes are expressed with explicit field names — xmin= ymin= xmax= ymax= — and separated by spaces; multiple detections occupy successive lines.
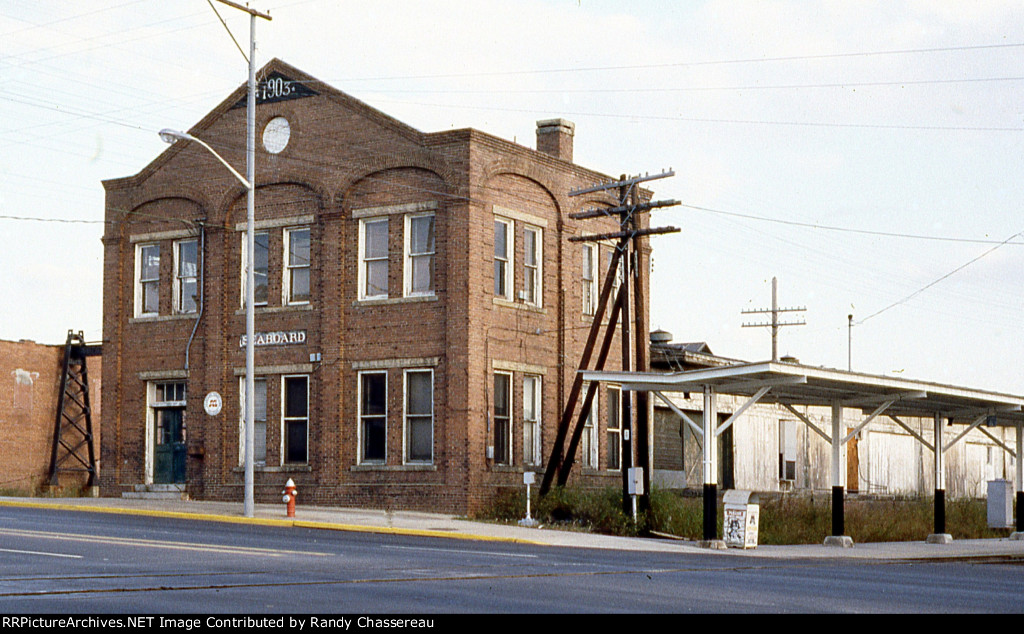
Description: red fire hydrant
xmin=282 ymin=478 xmax=298 ymax=518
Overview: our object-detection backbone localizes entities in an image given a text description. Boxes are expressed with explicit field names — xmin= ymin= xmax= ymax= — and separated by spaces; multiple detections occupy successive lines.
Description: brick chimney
xmin=536 ymin=118 xmax=574 ymax=162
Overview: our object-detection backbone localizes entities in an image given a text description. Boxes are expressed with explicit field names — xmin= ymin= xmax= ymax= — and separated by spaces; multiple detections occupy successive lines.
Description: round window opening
xmin=262 ymin=116 xmax=291 ymax=154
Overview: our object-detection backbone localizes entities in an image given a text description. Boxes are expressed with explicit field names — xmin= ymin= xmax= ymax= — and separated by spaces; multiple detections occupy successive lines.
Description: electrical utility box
xmin=723 ymin=490 xmax=760 ymax=549
xmin=987 ymin=480 xmax=1013 ymax=529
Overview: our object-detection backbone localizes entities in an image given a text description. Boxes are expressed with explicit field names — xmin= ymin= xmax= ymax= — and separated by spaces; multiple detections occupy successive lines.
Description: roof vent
xmin=650 ymin=329 xmax=673 ymax=344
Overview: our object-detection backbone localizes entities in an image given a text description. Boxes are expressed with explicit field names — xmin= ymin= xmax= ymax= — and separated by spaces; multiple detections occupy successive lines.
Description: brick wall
xmin=0 ymin=338 xmax=101 ymax=493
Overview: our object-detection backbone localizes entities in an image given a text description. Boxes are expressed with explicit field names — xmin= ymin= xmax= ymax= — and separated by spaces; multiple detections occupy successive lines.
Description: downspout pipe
xmin=184 ymin=220 xmax=206 ymax=373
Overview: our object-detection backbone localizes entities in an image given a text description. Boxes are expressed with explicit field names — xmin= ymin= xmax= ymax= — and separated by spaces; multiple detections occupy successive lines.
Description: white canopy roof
xmin=583 ymin=360 xmax=1024 ymax=427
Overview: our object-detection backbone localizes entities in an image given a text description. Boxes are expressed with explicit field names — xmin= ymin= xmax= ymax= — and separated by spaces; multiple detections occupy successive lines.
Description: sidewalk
xmin=2 ymin=495 xmax=1022 ymax=561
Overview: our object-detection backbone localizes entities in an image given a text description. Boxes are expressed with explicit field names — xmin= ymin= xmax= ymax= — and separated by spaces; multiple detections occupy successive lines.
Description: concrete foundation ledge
xmin=1009 ymin=532 xmax=1024 ymax=541
xmin=926 ymin=533 xmax=953 ymax=544
xmin=823 ymin=535 xmax=854 ymax=548
xmin=698 ymin=539 xmax=727 ymax=550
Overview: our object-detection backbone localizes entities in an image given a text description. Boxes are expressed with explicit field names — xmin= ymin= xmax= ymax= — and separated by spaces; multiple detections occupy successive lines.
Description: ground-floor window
xmin=404 ymin=369 xmax=433 ymax=464
xmin=238 ymin=377 xmax=267 ymax=467
xmin=359 ymin=371 xmax=387 ymax=463
xmin=493 ymin=372 xmax=512 ymax=465
xmin=580 ymin=391 xmax=598 ymax=469
xmin=523 ymin=375 xmax=542 ymax=466
xmin=283 ymin=375 xmax=309 ymax=464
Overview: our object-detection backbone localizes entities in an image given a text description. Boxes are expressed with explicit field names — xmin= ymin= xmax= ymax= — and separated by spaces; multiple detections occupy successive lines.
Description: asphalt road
xmin=1 ymin=506 xmax=1022 ymax=614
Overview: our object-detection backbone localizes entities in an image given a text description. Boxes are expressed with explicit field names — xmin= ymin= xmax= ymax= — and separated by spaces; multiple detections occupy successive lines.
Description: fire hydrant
xmin=282 ymin=478 xmax=298 ymax=518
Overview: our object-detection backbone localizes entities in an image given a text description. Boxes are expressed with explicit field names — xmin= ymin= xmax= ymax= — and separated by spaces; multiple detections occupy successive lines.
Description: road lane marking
xmin=0 ymin=528 xmax=333 ymax=558
xmin=383 ymin=544 xmax=539 ymax=559
xmin=0 ymin=547 xmax=82 ymax=559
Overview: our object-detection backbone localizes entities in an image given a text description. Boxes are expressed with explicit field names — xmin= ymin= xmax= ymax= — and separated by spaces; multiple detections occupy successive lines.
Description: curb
xmin=0 ymin=500 xmax=546 ymax=546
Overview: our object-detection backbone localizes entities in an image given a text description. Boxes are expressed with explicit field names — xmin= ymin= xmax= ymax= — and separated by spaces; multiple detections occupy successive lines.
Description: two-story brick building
xmin=100 ymin=59 xmax=650 ymax=514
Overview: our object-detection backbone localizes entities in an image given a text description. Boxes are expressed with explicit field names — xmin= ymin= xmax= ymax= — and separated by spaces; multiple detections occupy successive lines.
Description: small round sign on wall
xmin=204 ymin=391 xmax=223 ymax=416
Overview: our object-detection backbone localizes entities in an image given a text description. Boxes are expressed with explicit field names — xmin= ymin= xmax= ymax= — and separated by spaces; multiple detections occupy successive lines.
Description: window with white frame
xmin=607 ymin=386 xmax=621 ymax=470
xmin=174 ymin=239 xmax=198 ymax=314
xmin=360 ymin=218 xmax=389 ymax=299
xmin=284 ymin=227 xmax=310 ymax=304
xmin=136 ymin=243 xmax=160 ymax=316
xmin=582 ymin=243 xmax=597 ymax=316
xmin=779 ymin=419 xmax=796 ymax=481
xmin=523 ymin=375 xmax=542 ymax=466
xmin=580 ymin=391 xmax=598 ymax=469
xmin=606 ymin=246 xmax=622 ymax=304
xmin=359 ymin=371 xmax=387 ymax=463
xmin=494 ymin=218 xmax=512 ymax=300
xmin=404 ymin=369 xmax=433 ymax=463
xmin=405 ymin=214 xmax=435 ymax=296
xmin=239 ymin=377 xmax=267 ymax=466
xmin=522 ymin=226 xmax=542 ymax=306
xmin=282 ymin=375 xmax=308 ymax=464
xmin=241 ymin=231 xmax=270 ymax=308
xmin=493 ymin=372 xmax=512 ymax=464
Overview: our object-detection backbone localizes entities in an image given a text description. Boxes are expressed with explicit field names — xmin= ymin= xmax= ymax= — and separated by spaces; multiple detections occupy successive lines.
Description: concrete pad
xmin=698 ymin=539 xmax=727 ymax=550
xmin=926 ymin=533 xmax=954 ymax=544
xmin=823 ymin=535 xmax=854 ymax=548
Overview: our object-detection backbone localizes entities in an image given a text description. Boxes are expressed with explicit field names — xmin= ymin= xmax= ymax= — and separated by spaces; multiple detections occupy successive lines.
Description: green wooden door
xmin=154 ymin=408 xmax=186 ymax=484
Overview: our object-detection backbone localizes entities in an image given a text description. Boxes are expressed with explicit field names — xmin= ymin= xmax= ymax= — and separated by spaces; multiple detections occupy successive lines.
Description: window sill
xmin=353 ymin=294 xmax=438 ymax=307
xmin=490 ymin=465 xmax=543 ymax=473
xmin=130 ymin=313 xmax=197 ymax=324
xmin=492 ymin=297 xmax=546 ymax=314
xmin=232 ymin=464 xmax=312 ymax=473
xmin=235 ymin=304 xmax=314 ymax=316
xmin=350 ymin=464 xmax=437 ymax=472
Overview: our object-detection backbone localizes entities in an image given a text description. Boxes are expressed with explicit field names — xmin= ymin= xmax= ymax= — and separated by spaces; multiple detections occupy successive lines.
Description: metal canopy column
xmin=824 ymin=400 xmax=853 ymax=547
xmin=1016 ymin=423 xmax=1023 ymax=537
xmin=831 ymin=400 xmax=845 ymax=535
xmin=929 ymin=412 xmax=953 ymax=543
xmin=702 ymin=385 xmax=719 ymax=544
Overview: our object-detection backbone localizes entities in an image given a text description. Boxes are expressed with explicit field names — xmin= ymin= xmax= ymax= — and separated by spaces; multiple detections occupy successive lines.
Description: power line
xmin=356 ymin=75 xmax=1024 ymax=95
xmin=370 ymin=96 xmax=1024 ymax=132
xmin=329 ymin=41 xmax=1024 ymax=82
xmin=679 ymin=203 xmax=1024 ymax=245
xmin=858 ymin=230 xmax=1024 ymax=324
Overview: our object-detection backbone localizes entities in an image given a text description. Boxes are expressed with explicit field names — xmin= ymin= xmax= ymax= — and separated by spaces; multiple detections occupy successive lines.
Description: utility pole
xmin=539 ymin=170 xmax=679 ymax=518
xmin=215 ymin=0 xmax=271 ymax=518
xmin=741 ymin=276 xmax=805 ymax=361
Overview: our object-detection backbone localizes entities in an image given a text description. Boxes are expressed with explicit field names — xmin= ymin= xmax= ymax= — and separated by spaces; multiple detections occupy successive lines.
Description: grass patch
xmin=478 ymin=486 xmax=1016 ymax=544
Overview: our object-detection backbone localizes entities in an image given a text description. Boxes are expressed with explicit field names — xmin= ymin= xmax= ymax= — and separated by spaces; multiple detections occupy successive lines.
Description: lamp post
xmin=159 ymin=128 xmax=255 ymax=518
xmin=159 ymin=0 xmax=269 ymax=519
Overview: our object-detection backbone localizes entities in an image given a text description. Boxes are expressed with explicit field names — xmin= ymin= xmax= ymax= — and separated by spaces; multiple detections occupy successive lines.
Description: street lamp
xmin=160 ymin=127 xmax=257 ymax=518
xmin=159 ymin=130 xmax=251 ymax=189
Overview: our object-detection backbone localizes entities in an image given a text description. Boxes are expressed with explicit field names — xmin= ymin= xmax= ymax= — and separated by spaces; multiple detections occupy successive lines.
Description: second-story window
xmin=522 ymin=226 xmax=542 ymax=306
xmin=494 ymin=219 xmax=512 ymax=300
xmin=405 ymin=214 xmax=435 ymax=296
xmin=174 ymin=239 xmax=198 ymax=314
xmin=137 ymin=243 xmax=160 ymax=317
xmin=253 ymin=231 xmax=269 ymax=305
xmin=360 ymin=218 xmax=389 ymax=299
xmin=284 ymin=227 xmax=310 ymax=304
xmin=582 ymin=243 xmax=597 ymax=316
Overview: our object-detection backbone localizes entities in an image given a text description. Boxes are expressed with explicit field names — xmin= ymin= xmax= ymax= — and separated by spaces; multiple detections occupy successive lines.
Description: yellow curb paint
xmin=291 ymin=520 xmax=546 ymax=545
xmin=0 ymin=500 xmax=545 ymax=546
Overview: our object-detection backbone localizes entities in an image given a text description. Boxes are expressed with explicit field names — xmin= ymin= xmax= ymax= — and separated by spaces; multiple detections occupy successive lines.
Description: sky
xmin=2 ymin=1 xmax=1024 ymax=394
